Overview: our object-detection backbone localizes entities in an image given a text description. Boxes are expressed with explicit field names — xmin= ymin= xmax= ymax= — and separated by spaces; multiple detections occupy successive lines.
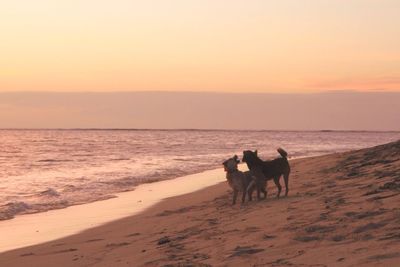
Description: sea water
xmin=1 ymin=129 xmax=399 ymax=220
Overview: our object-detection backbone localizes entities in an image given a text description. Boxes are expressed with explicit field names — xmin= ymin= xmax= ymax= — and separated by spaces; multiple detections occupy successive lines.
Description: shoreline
xmin=0 ymin=167 xmax=228 ymax=253
xmin=0 ymin=154 xmax=326 ymax=223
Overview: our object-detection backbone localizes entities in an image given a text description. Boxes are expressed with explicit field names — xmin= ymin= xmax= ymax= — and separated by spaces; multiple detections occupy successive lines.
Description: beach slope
xmin=1 ymin=141 xmax=400 ymax=266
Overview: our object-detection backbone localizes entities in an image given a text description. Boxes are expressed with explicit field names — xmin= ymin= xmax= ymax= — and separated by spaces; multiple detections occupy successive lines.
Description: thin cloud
xmin=310 ymin=76 xmax=400 ymax=91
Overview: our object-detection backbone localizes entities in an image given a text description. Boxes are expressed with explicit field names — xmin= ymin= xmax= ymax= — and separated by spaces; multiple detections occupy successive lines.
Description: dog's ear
xmin=233 ymin=155 xmax=240 ymax=163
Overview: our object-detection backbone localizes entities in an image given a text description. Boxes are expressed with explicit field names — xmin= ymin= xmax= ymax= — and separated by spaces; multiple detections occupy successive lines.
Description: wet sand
xmin=1 ymin=141 xmax=400 ymax=266
xmin=0 ymin=169 xmax=226 ymax=252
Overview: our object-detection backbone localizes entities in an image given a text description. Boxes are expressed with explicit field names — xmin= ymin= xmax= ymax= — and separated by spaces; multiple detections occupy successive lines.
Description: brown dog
xmin=222 ymin=155 xmax=254 ymax=205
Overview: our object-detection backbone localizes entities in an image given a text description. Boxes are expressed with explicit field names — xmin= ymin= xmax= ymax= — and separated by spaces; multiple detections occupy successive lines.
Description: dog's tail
xmin=277 ymin=147 xmax=288 ymax=158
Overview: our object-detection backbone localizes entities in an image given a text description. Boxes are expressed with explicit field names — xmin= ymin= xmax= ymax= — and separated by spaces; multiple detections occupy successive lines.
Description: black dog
xmin=242 ymin=148 xmax=290 ymax=197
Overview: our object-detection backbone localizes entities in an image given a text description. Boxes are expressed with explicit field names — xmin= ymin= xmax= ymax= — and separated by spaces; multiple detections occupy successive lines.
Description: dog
xmin=222 ymin=155 xmax=256 ymax=204
xmin=246 ymin=165 xmax=268 ymax=200
xmin=242 ymin=148 xmax=290 ymax=197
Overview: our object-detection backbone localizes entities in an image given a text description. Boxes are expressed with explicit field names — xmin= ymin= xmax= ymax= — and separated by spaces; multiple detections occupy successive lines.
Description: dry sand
xmin=1 ymin=141 xmax=400 ymax=267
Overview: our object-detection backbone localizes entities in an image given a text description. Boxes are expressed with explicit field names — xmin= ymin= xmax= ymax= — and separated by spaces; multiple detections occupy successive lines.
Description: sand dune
xmin=1 ymin=141 xmax=400 ymax=266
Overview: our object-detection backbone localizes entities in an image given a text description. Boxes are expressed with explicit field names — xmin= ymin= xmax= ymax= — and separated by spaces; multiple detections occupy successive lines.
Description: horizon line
xmin=1 ymin=128 xmax=400 ymax=133
xmin=1 ymin=90 xmax=400 ymax=95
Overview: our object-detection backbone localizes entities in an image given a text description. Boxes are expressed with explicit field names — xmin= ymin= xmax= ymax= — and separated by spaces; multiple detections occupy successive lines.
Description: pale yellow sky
xmin=1 ymin=0 xmax=399 ymax=93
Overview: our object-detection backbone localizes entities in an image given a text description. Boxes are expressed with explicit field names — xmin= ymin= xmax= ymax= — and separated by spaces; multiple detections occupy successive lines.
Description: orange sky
xmin=1 ymin=0 xmax=399 ymax=93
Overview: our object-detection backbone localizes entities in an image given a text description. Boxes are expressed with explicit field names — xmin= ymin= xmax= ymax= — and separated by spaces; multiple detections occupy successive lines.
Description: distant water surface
xmin=1 ymin=129 xmax=399 ymax=220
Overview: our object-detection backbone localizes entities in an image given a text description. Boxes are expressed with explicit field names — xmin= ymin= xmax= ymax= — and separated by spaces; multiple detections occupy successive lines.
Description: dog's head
xmin=222 ymin=155 xmax=240 ymax=172
xmin=242 ymin=150 xmax=258 ymax=163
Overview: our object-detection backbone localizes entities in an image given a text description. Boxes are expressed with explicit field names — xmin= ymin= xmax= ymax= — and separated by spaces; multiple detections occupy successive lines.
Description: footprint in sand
xmin=157 ymin=236 xmax=171 ymax=245
xmin=85 ymin=238 xmax=104 ymax=242
xmin=305 ymin=225 xmax=335 ymax=234
xmin=331 ymin=235 xmax=346 ymax=242
xmin=379 ymin=232 xmax=400 ymax=241
xmin=370 ymin=193 xmax=400 ymax=201
xmin=229 ymin=246 xmax=265 ymax=257
xmin=51 ymin=248 xmax=78 ymax=254
xmin=353 ymin=222 xmax=386 ymax=234
xmin=262 ymin=234 xmax=276 ymax=240
xmin=125 ymin=233 xmax=141 ymax=237
xmin=207 ymin=218 xmax=218 ymax=225
xmin=345 ymin=210 xmax=386 ymax=220
xmin=367 ymin=252 xmax=400 ymax=261
xmin=244 ymin=226 xmax=260 ymax=233
xmin=192 ymin=253 xmax=210 ymax=260
xmin=20 ymin=252 xmax=35 ymax=257
xmin=294 ymin=235 xmax=320 ymax=242
xmin=156 ymin=206 xmax=194 ymax=216
xmin=106 ymin=242 xmax=130 ymax=248
xmin=51 ymin=243 xmax=66 ymax=247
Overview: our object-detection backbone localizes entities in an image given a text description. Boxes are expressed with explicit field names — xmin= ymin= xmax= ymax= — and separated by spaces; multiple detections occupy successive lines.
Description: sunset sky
xmin=1 ymin=0 xmax=400 ymax=93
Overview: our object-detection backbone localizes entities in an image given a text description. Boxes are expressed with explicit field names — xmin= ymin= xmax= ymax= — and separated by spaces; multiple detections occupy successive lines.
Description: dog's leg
xmin=265 ymin=180 xmax=268 ymax=198
xmin=246 ymin=180 xmax=255 ymax=201
xmin=255 ymin=180 xmax=265 ymax=200
xmin=260 ymin=181 xmax=267 ymax=199
xmin=255 ymin=177 xmax=262 ymax=200
xmin=247 ymin=183 xmax=254 ymax=201
xmin=247 ymin=188 xmax=253 ymax=201
xmin=284 ymin=172 xmax=289 ymax=196
xmin=232 ymin=189 xmax=238 ymax=205
xmin=256 ymin=181 xmax=261 ymax=200
xmin=241 ymin=190 xmax=246 ymax=203
xmin=254 ymin=169 xmax=267 ymax=200
xmin=273 ymin=176 xmax=282 ymax=198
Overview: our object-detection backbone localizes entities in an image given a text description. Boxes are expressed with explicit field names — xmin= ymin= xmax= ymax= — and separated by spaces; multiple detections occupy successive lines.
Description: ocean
xmin=1 ymin=129 xmax=399 ymax=220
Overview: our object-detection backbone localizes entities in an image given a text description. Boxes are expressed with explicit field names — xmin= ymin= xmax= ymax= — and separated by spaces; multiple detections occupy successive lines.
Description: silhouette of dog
xmin=242 ymin=148 xmax=290 ymax=197
xmin=222 ymin=155 xmax=256 ymax=204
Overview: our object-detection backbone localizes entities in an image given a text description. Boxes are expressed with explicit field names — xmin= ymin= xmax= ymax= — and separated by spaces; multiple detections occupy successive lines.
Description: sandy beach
xmin=1 ymin=141 xmax=400 ymax=266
